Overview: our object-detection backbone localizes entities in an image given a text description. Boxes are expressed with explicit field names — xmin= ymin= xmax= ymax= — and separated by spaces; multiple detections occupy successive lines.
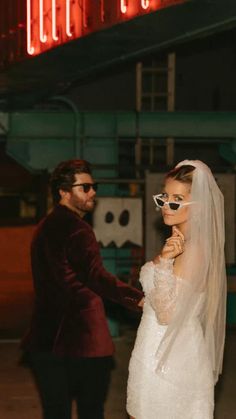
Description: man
xmin=21 ymin=159 xmax=143 ymax=419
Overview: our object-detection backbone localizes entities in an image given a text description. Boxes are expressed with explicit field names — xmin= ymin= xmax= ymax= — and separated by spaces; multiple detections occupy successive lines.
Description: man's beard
xmin=72 ymin=196 xmax=96 ymax=214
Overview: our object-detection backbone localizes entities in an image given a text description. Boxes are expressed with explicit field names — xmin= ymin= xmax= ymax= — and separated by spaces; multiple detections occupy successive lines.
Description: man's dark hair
xmin=50 ymin=159 xmax=92 ymax=204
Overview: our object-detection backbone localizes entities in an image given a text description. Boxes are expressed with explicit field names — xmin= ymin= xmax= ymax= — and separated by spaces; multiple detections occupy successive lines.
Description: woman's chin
xmin=164 ymin=219 xmax=175 ymax=226
xmin=163 ymin=215 xmax=176 ymax=225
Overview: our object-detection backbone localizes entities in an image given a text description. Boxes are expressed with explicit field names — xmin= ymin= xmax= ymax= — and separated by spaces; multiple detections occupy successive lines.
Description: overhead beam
xmin=5 ymin=111 xmax=236 ymax=172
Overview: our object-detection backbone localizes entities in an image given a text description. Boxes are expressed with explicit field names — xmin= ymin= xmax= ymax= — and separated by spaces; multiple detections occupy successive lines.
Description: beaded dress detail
xmin=127 ymin=259 xmax=214 ymax=419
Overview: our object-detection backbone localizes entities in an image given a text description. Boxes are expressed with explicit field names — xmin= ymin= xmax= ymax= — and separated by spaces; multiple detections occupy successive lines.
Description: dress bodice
xmin=139 ymin=259 xmax=205 ymax=325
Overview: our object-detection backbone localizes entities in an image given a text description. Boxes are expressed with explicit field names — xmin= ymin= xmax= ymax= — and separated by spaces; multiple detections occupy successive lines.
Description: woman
xmin=127 ymin=160 xmax=227 ymax=419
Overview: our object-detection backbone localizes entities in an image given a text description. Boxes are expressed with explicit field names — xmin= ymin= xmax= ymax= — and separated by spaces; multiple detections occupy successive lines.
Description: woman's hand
xmin=153 ymin=226 xmax=185 ymax=263
xmin=138 ymin=297 xmax=145 ymax=308
xmin=162 ymin=226 xmax=185 ymax=259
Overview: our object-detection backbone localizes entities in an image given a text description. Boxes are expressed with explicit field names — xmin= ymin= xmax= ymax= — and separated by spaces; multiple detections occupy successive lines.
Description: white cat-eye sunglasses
xmin=153 ymin=194 xmax=194 ymax=211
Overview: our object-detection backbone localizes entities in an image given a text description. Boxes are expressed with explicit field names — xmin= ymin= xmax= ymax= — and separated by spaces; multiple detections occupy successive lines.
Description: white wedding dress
xmin=127 ymin=259 xmax=214 ymax=419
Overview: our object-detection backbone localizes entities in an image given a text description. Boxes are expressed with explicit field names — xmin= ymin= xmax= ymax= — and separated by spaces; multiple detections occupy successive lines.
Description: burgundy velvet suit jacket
xmin=22 ymin=205 xmax=143 ymax=358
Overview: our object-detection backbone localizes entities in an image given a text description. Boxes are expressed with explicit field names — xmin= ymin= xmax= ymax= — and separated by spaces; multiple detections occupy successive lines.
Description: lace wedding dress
xmin=127 ymin=259 xmax=214 ymax=419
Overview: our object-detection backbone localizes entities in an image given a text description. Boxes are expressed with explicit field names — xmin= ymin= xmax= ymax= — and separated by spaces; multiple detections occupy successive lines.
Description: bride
xmin=127 ymin=160 xmax=227 ymax=419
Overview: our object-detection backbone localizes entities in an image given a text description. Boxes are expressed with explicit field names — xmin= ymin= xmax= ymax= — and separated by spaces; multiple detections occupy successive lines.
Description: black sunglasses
xmin=71 ymin=183 xmax=98 ymax=193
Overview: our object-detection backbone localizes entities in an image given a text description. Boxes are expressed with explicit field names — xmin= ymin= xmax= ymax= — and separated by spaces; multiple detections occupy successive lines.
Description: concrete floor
xmin=0 ymin=325 xmax=235 ymax=419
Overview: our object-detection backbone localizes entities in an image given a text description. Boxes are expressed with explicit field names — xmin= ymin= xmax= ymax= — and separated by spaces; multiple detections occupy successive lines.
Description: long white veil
xmin=155 ymin=160 xmax=227 ymax=388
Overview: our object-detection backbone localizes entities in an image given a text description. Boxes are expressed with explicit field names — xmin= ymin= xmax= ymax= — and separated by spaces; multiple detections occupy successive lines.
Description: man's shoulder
xmin=32 ymin=206 xmax=95 ymax=251
xmin=41 ymin=205 xmax=92 ymax=235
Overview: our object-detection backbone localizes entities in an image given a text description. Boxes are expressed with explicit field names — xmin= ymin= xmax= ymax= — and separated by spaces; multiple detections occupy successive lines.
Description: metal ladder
xmin=135 ymin=53 xmax=176 ymax=169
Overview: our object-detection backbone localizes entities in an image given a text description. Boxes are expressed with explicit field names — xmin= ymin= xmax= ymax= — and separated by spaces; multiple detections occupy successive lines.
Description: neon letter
xmin=141 ymin=0 xmax=149 ymax=9
xmin=100 ymin=0 xmax=105 ymax=22
xmin=52 ymin=0 xmax=59 ymax=41
xmin=120 ymin=0 xmax=128 ymax=14
xmin=82 ymin=0 xmax=88 ymax=28
xmin=66 ymin=0 xmax=73 ymax=36
xmin=39 ymin=0 xmax=47 ymax=42
xmin=26 ymin=0 xmax=35 ymax=54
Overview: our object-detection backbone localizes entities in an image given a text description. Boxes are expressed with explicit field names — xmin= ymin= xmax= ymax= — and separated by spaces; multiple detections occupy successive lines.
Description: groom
xmin=21 ymin=159 xmax=143 ymax=419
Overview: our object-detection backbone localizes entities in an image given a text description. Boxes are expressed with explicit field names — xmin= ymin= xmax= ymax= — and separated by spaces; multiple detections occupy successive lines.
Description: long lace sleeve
xmin=139 ymin=261 xmax=155 ymax=295
xmin=148 ymin=257 xmax=179 ymax=325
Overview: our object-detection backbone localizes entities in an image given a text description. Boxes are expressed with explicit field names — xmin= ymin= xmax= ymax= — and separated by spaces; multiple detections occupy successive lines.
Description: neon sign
xmin=26 ymin=0 xmax=186 ymax=56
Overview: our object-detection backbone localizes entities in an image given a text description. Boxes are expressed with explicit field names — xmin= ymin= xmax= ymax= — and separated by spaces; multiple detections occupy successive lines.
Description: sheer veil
xmin=155 ymin=160 xmax=227 ymax=387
